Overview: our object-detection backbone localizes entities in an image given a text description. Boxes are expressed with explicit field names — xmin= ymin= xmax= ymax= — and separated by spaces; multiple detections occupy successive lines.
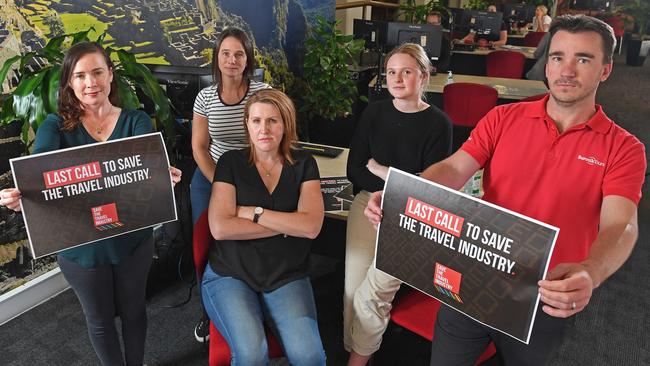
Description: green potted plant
xmin=463 ymin=0 xmax=489 ymax=10
xmin=399 ymin=0 xmax=449 ymax=24
xmin=300 ymin=16 xmax=365 ymax=145
xmin=0 ymin=29 xmax=174 ymax=149
xmin=0 ymin=29 xmax=175 ymax=296
xmin=617 ymin=0 xmax=650 ymax=66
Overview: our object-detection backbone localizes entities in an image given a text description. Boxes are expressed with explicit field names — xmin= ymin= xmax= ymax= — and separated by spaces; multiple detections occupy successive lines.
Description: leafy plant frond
xmin=1 ymin=29 xmax=174 ymax=150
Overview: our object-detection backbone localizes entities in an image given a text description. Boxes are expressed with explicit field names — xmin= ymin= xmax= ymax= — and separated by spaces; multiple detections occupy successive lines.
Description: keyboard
xmin=453 ymin=43 xmax=476 ymax=52
xmin=296 ymin=142 xmax=344 ymax=158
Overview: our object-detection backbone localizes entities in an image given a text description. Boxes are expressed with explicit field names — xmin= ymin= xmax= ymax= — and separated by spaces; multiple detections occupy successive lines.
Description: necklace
xmin=258 ymin=158 xmax=280 ymax=177
xmin=86 ymin=106 xmax=114 ymax=135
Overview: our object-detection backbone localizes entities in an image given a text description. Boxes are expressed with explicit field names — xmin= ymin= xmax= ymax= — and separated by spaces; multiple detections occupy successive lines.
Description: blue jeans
xmin=190 ymin=169 xmax=212 ymax=224
xmin=201 ymin=265 xmax=326 ymax=366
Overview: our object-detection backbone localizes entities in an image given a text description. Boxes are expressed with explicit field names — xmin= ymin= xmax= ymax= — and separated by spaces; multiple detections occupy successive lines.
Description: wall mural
xmin=0 ymin=0 xmax=334 ymax=296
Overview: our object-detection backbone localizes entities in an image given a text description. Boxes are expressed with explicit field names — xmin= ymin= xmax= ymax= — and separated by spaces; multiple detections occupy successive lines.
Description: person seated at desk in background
xmin=202 ymin=89 xmax=326 ymax=365
xmin=345 ymin=43 xmax=452 ymax=366
xmin=426 ymin=10 xmax=452 ymax=72
xmin=459 ymin=4 xmax=508 ymax=47
xmin=528 ymin=5 xmax=553 ymax=32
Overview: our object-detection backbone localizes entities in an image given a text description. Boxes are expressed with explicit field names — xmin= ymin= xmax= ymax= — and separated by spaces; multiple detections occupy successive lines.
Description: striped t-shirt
xmin=193 ymin=80 xmax=271 ymax=163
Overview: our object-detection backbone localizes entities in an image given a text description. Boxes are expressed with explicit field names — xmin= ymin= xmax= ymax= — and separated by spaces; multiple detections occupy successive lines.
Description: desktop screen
xmin=385 ymin=22 xmax=443 ymax=59
xmin=353 ymin=19 xmax=387 ymax=50
xmin=458 ymin=10 xmax=504 ymax=41
xmin=145 ymin=65 xmax=211 ymax=120
xmin=502 ymin=4 xmax=535 ymax=23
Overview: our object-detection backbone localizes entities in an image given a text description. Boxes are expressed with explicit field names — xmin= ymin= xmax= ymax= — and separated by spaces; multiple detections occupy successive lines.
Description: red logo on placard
xmin=91 ymin=203 xmax=123 ymax=231
xmin=434 ymin=263 xmax=462 ymax=294
xmin=404 ymin=197 xmax=465 ymax=237
xmin=43 ymin=162 xmax=102 ymax=189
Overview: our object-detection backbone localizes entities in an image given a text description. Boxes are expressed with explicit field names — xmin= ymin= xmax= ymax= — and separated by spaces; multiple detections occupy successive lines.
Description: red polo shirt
xmin=462 ymin=95 xmax=646 ymax=269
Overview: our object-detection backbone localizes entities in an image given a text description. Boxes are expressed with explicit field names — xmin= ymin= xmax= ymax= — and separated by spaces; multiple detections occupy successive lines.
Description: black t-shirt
xmin=347 ymin=99 xmax=452 ymax=194
xmin=209 ymin=148 xmax=320 ymax=292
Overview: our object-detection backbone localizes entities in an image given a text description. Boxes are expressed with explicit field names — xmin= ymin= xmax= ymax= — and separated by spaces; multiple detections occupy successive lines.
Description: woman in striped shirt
xmin=191 ymin=27 xmax=271 ymax=225
xmin=190 ymin=27 xmax=270 ymax=342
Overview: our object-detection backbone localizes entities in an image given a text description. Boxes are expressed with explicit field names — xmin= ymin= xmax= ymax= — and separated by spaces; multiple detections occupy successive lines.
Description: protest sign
xmin=10 ymin=133 xmax=177 ymax=258
xmin=376 ymin=168 xmax=558 ymax=343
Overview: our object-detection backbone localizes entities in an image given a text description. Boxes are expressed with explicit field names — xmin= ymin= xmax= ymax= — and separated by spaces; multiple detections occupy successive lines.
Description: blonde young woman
xmin=344 ymin=43 xmax=453 ymax=366
xmin=531 ymin=5 xmax=552 ymax=32
xmin=202 ymin=89 xmax=326 ymax=365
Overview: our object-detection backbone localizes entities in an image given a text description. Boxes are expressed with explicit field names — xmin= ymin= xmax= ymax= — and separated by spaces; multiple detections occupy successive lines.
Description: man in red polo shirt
xmin=365 ymin=14 xmax=646 ymax=365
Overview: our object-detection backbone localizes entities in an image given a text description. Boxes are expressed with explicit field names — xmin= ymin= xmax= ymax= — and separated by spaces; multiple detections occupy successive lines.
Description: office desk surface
xmin=311 ymin=145 xmax=349 ymax=220
xmin=453 ymin=45 xmax=537 ymax=59
xmin=370 ymin=74 xmax=548 ymax=100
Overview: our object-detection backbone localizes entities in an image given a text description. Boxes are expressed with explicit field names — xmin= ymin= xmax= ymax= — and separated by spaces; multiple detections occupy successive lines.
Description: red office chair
xmin=519 ymin=93 xmax=547 ymax=102
xmin=604 ymin=17 xmax=625 ymax=54
xmin=193 ymin=211 xmax=284 ymax=366
xmin=523 ymin=31 xmax=546 ymax=47
xmin=391 ymin=290 xmax=497 ymax=365
xmin=486 ymin=50 xmax=526 ymax=79
xmin=443 ymin=82 xmax=498 ymax=152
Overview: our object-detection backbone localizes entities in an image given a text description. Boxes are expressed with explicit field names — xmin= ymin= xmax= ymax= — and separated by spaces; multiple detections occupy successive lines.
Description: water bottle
xmin=446 ymin=71 xmax=454 ymax=85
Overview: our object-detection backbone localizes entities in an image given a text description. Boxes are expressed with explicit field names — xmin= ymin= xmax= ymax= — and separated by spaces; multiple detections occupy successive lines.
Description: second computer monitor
xmin=353 ymin=19 xmax=387 ymax=50
xmin=502 ymin=4 xmax=535 ymax=23
xmin=385 ymin=22 xmax=443 ymax=60
xmin=459 ymin=10 xmax=504 ymax=41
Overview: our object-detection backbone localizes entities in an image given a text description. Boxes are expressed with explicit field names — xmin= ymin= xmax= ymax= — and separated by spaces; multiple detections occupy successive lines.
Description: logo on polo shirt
xmin=577 ymin=154 xmax=605 ymax=167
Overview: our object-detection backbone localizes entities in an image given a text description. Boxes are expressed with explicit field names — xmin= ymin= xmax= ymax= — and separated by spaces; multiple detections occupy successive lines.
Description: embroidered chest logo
xmin=577 ymin=154 xmax=605 ymax=167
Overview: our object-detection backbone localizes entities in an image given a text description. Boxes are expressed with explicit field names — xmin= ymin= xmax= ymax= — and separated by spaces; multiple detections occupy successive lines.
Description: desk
xmin=451 ymin=45 xmax=537 ymax=76
xmin=311 ymin=145 xmax=349 ymax=220
xmin=453 ymin=45 xmax=537 ymax=59
xmin=369 ymin=74 xmax=548 ymax=101
xmin=507 ymin=34 xmax=525 ymax=46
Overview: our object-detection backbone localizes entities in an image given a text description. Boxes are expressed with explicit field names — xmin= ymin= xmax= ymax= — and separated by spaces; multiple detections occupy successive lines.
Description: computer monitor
xmin=448 ymin=8 xmax=466 ymax=27
xmin=145 ymin=65 xmax=211 ymax=119
xmin=353 ymin=19 xmax=387 ymax=50
xmin=502 ymin=4 xmax=535 ymax=23
xmin=384 ymin=22 xmax=443 ymax=60
xmin=456 ymin=10 xmax=504 ymax=42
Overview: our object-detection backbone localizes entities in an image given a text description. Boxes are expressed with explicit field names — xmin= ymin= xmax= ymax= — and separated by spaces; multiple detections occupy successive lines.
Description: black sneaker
xmin=194 ymin=317 xmax=210 ymax=342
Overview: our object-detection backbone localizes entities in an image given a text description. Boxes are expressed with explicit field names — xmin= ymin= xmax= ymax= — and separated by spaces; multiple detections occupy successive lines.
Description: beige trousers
xmin=343 ymin=191 xmax=402 ymax=356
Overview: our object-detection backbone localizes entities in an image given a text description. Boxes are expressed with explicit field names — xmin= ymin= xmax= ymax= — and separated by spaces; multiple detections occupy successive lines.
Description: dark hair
xmin=211 ymin=28 xmax=255 ymax=90
xmin=427 ymin=11 xmax=442 ymax=18
xmin=548 ymin=14 xmax=616 ymax=64
xmin=243 ymin=89 xmax=297 ymax=165
xmin=58 ymin=42 xmax=119 ymax=131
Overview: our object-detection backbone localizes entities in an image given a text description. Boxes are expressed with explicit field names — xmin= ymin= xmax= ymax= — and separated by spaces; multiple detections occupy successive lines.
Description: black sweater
xmin=347 ymin=99 xmax=453 ymax=194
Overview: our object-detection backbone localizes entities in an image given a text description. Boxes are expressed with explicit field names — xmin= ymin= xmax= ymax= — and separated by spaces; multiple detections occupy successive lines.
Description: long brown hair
xmin=58 ymin=42 xmax=119 ymax=131
xmin=243 ymin=89 xmax=297 ymax=165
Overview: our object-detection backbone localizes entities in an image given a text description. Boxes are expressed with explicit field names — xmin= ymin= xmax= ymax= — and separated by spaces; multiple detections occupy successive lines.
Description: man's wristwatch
xmin=253 ymin=206 xmax=264 ymax=223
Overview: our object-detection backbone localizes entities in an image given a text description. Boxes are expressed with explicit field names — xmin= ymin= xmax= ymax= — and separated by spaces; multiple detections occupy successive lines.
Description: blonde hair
xmin=536 ymin=5 xmax=548 ymax=16
xmin=384 ymin=43 xmax=431 ymax=101
xmin=243 ymin=89 xmax=298 ymax=165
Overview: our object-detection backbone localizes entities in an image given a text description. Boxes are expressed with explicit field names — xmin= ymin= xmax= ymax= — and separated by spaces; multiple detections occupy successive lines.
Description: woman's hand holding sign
xmin=0 ymin=188 xmax=21 ymax=211
xmin=169 ymin=166 xmax=182 ymax=186
xmin=364 ymin=190 xmax=384 ymax=230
